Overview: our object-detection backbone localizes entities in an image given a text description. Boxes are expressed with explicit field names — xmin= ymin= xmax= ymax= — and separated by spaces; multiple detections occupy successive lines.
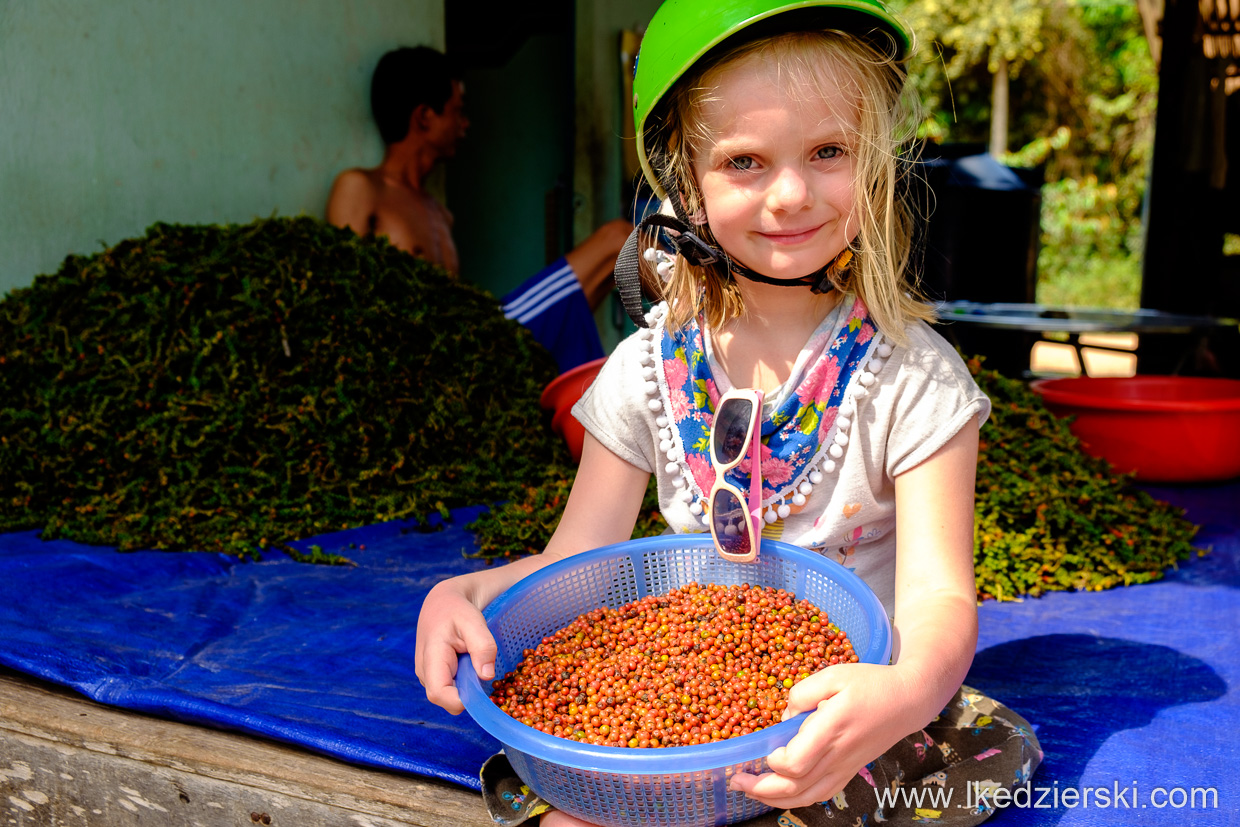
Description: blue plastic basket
xmin=457 ymin=536 xmax=891 ymax=827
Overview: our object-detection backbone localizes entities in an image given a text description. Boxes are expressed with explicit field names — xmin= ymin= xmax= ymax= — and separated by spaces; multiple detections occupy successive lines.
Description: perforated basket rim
xmin=457 ymin=535 xmax=891 ymax=775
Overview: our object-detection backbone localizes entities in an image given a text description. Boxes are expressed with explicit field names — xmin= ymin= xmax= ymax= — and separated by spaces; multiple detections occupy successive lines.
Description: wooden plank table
xmin=0 ymin=668 xmax=491 ymax=827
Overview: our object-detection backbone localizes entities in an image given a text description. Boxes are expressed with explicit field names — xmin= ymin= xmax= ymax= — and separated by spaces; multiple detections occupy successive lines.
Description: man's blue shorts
xmin=501 ymin=257 xmax=604 ymax=375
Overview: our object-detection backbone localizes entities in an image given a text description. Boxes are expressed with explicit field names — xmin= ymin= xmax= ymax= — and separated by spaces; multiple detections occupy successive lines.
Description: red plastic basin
xmin=1029 ymin=376 xmax=1240 ymax=483
xmin=540 ymin=357 xmax=606 ymax=463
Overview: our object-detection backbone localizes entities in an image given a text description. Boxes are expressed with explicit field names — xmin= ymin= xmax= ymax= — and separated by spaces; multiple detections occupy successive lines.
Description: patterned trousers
xmin=481 ymin=685 xmax=1042 ymax=827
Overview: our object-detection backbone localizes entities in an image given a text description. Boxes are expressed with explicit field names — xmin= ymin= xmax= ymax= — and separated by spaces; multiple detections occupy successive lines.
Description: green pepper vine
xmin=0 ymin=217 xmax=566 ymax=559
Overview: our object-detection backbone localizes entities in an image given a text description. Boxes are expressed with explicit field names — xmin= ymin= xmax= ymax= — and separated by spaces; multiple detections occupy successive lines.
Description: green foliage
xmin=286 ymin=544 xmax=356 ymax=566
xmin=1034 ymin=175 xmax=1144 ymax=308
xmin=897 ymin=0 xmax=1157 ymax=180
xmin=894 ymin=0 xmax=1158 ymax=309
xmin=968 ymin=355 xmax=1200 ymax=600
xmin=467 ymin=468 xmax=667 ymax=561
xmin=900 ymin=0 xmax=1047 ymax=79
xmin=0 ymin=217 xmax=567 ymax=559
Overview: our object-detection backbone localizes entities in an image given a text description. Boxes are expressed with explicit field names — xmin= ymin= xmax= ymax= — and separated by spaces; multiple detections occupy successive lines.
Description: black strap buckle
xmin=672 ymin=231 xmax=719 ymax=266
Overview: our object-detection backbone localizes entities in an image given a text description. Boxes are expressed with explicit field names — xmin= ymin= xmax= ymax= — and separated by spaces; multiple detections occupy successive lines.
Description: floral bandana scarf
xmin=656 ymin=297 xmax=880 ymax=506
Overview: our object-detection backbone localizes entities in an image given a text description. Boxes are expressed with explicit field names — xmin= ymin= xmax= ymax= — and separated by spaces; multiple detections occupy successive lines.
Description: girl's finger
xmin=419 ymin=652 xmax=465 ymax=714
xmin=783 ymin=663 xmax=846 ymax=718
xmin=732 ymin=764 xmax=844 ymax=811
xmin=767 ymin=694 xmax=849 ymax=779
xmin=460 ymin=623 xmax=498 ymax=681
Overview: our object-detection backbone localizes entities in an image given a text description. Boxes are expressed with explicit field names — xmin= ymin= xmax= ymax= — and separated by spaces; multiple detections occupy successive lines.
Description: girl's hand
xmin=540 ymin=810 xmax=601 ymax=827
xmin=414 ymin=433 xmax=651 ymax=715
xmin=730 ymin=424 xmax=983 ymax=810
xmin=728 ymin=662 xmax=920 ymax=809
xmin=414 ymin=576 xmax=497 ymax=714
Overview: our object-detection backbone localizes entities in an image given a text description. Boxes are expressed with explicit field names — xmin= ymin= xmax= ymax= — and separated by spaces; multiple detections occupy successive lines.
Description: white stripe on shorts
xmin=509 ymin=283 xmax=588 ymax=325
xmin=501 ymin=263 xmax=578 ymax=320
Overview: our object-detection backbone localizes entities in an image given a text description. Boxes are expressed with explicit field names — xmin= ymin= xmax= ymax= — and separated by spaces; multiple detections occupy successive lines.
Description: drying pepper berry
xmin=490 ymin=583 xmax=856 ymax=748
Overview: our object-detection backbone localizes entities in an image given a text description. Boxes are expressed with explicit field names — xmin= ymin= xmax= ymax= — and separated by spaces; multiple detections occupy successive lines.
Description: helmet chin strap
xmin=613 ymin=193 xmax=854 ymax=329
xmin=729 ymin=251 xmax=852 ymax=294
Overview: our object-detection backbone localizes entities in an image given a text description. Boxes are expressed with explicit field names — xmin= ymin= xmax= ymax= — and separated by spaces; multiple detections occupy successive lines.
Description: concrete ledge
xmin=0 ymin=669 xmax=490 ymax=827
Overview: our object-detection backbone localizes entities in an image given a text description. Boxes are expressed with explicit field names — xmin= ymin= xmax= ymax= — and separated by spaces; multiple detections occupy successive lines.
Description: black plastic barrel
xmin=914 ymin=145 xmax=1043 ymax=305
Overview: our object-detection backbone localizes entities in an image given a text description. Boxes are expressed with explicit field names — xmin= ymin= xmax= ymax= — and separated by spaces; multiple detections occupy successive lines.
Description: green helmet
xmin=633 ymin=0 xmax=912 ymax=199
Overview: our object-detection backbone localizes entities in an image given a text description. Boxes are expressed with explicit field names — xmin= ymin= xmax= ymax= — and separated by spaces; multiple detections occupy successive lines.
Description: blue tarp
xmin=969 ymin=482 xmax=1239 ymax=825
xmin=1 ymin=484 xmax=1237 ymax=824
xmin=0 ymin=507 xmax=499 ymax=790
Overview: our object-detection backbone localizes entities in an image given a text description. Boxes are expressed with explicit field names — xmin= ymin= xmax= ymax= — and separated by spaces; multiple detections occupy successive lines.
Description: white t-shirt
xmin=572 ymin=299 xmax=989 ymax=618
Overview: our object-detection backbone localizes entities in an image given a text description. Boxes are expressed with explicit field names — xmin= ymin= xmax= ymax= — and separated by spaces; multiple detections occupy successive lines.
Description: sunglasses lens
xmin=713 ymin=397 xmax=755 ymax=466
xmin=710 ymin=487 xmax=752 ymax=559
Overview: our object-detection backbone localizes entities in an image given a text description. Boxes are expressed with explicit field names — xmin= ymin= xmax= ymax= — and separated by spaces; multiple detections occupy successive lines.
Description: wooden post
xmin=1141 ymin=0 xmax=1217 ymax=317
xmin=990 ymin=56 xmax=1010 ymax=157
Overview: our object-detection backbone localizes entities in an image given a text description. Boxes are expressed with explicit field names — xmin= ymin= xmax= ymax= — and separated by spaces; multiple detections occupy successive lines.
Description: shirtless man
xmin=327 ymin=47 xmax=630 ymax=370
xmin=326 ymin=47 xmax=467 ymax=274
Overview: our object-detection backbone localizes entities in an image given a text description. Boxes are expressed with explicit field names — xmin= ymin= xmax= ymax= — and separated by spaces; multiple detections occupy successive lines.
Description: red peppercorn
xmin=489 ymin=583 xmax=854 ymax=748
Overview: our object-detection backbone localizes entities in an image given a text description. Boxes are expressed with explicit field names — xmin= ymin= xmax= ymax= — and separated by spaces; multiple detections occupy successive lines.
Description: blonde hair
xmin=645 ymin=28 xmax=934 ymax=344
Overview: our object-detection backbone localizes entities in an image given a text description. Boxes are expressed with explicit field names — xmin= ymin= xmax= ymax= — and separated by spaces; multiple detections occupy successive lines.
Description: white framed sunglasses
xmin=708 ymin=388 xmax=765 ymax=563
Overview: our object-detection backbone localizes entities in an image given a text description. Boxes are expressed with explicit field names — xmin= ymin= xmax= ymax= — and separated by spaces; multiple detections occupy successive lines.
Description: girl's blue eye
xmin=728 ymin=156 xmax=755 ymax=171
xmin=816 ymin=145 xmax=843 ymax=160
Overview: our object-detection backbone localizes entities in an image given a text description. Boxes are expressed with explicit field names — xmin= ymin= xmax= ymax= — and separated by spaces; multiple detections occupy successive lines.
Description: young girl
xmin=416 ymin=1 xmax=1041 ymax=824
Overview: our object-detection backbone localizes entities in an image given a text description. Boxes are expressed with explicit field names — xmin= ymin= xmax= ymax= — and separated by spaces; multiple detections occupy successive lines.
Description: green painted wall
xmin=573 ymin=0 xmax=664 ymax=237
xmin=0 ymin=0 xmax=443 ymax=295
xmin=574 ymin=0 xmax=665 ymax=349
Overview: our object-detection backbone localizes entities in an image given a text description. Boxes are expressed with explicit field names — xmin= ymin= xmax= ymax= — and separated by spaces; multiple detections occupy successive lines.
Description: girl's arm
xmin=729 ymin=421 xmax=980 ymax=809
xmin=415 ymin=432 xmax=651 ymax=714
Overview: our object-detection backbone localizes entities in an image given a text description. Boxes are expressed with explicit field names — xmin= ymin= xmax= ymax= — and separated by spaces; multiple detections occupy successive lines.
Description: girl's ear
xmin=669 ymin=194 xmax=707 ymax=226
